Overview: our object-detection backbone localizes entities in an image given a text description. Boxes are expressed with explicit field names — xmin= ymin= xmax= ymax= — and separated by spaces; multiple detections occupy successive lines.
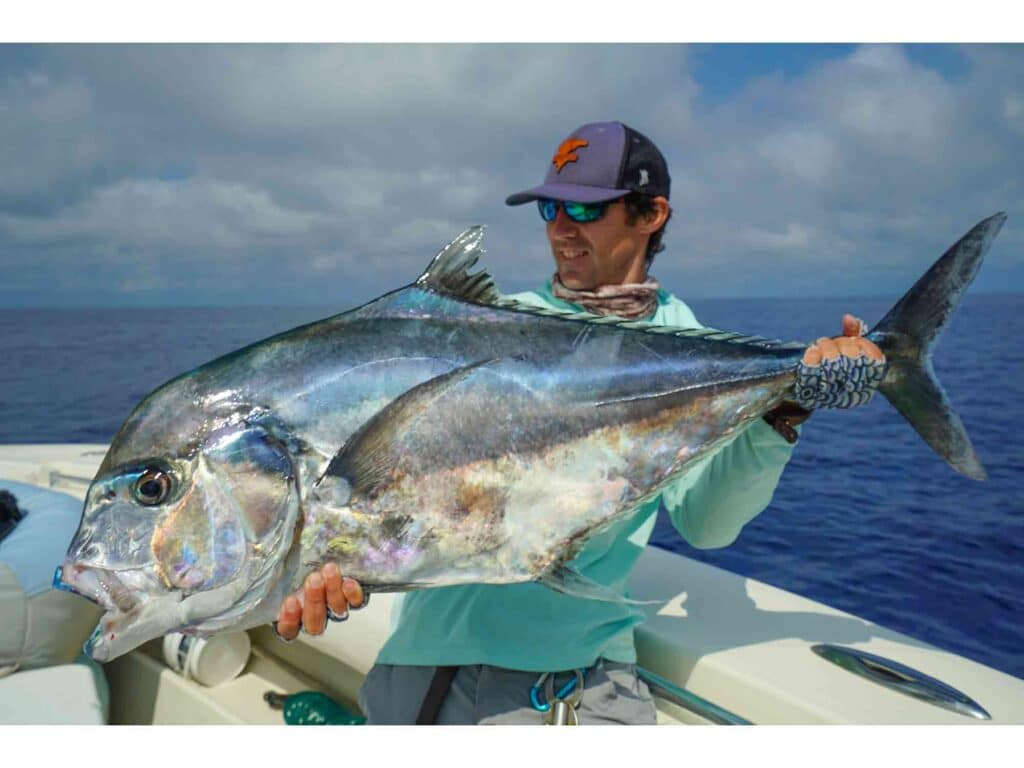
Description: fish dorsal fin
xmin=415 ymin=226 xmax=501 ymax=305
xmin=417 ymin=228 xmax=804 ymax=351
xmin=659 ymin=325 xmax=807 ymax=351
xmin=491 ymin=299 xmax=809 ymax=352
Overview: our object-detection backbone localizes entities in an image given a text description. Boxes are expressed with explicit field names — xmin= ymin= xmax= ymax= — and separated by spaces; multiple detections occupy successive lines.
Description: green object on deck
xmin=265 ymin=690 xmax=367 ymax=725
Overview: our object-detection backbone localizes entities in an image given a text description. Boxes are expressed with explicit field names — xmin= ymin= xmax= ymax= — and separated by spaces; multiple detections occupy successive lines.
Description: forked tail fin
xmin=865 ymin=213 xmax=1007 ymax=481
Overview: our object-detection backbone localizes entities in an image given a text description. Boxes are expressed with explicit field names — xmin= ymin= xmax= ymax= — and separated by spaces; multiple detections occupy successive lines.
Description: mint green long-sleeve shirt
xmin=374 ymin=282 xmax=798 ymax=672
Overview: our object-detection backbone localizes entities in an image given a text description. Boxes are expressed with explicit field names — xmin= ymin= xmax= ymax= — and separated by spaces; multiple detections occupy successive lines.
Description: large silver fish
xmin=58 ymin=214 xmax=1006 ymax=662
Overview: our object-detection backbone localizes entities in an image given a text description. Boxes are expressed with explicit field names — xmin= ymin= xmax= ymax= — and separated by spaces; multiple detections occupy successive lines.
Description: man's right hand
xmin=273 ymin=563 xmax=366 ymax=641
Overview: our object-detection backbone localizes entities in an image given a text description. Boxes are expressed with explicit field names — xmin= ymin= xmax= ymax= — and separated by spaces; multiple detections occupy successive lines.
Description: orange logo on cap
xmin=552 ymin=138 xmax=589 ymax=172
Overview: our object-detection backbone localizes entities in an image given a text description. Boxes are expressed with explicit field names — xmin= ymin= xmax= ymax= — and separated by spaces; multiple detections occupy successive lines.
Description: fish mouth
xmin=57 ymin=562 xmax=147 ymax=663
xmin=58 ymin=561 xmax=182 ymax=663
xmin=57 ymin=562 xmax=139 ymax=614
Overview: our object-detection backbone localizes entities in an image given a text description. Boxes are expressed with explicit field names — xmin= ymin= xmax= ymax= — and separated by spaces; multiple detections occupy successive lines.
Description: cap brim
xmin=505 ymin=183 xmax=630 ymax=206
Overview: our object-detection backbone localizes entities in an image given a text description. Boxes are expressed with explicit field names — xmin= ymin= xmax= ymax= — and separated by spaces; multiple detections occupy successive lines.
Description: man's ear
xmin=638 ymin=196 xmax=670 ymax=234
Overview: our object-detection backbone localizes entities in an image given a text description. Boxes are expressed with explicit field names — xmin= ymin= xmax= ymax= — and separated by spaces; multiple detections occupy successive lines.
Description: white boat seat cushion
xmin=0 ymin=480 xmax=102 ymax=675
xmin=0 ymin=661 xmax=108 ymax=724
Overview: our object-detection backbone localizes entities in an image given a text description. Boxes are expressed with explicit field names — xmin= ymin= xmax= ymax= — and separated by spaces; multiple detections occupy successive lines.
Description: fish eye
xmin=133 ymin=467 xmax=174 ymax=507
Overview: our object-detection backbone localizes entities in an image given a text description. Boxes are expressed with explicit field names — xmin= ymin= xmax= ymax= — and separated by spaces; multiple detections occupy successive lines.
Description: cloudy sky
xmin=1 ymin=43 xmax=1021 ymax=307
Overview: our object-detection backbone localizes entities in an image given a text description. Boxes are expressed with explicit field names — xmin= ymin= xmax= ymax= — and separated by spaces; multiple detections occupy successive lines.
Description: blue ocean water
xmin=1 ymin=295 xmax=1021 ymax=679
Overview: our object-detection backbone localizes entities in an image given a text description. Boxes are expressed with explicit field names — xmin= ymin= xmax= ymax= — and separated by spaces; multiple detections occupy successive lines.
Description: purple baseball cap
xmin=505 ymin=121 xmax=671 ymax=206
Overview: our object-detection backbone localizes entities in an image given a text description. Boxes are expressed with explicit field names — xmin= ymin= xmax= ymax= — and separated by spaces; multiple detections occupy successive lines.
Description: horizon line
xmin=1 ymin=288 xmax=1020 ymax=311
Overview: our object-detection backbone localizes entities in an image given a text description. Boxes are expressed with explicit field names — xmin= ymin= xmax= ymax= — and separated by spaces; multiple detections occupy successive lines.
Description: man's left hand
xmin=803 ymin=314 xmax=885 ymax=368
xmin=764 ymin=313 xmax=886 ymax=442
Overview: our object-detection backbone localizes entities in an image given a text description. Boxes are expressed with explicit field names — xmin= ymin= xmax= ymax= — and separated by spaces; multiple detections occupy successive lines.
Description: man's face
xmin=545 ymin=198 xmax=654 ymax=290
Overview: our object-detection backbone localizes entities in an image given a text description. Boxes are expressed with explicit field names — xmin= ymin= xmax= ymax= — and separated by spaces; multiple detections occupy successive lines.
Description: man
xmin=273 ymin=121 xmax=884 ymax=724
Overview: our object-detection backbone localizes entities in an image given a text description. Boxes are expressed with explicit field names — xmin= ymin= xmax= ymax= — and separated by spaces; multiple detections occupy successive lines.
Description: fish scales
xmin=312 ymin=378 xmax=782 ymax=591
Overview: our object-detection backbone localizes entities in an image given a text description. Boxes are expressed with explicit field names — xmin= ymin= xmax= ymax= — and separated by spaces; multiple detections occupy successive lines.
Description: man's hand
xmin=765 ymin=314 xmax=886 ymax=441
xmin=792 ymin=313 xmax=887 ymax=413
xmin=803 ymin=314 xmax=884 ymax=367
xmin=273 ymin=563 xmax=366 ymax=641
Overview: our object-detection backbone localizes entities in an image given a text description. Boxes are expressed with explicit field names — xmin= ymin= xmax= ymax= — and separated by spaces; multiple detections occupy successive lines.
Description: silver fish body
xmin=59 ymin=216 xmax=1006 ymax=662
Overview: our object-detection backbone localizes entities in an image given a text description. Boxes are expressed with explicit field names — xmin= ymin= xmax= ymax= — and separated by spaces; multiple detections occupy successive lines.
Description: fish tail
xmin=865 ymin=213 xmax=1006 ymax=481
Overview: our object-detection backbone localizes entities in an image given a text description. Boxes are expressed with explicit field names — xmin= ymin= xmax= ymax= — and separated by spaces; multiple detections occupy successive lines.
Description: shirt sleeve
xmin=660 ymin=418 xmax=798 ymax=549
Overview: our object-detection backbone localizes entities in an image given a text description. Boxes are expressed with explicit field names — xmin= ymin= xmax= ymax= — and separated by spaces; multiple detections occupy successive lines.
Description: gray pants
xmin=358 ymin=659 xmax=657 ymax=725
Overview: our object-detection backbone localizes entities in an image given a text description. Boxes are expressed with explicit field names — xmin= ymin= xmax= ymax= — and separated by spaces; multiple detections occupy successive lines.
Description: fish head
xmin=60 ymin=382 xmax=303 ymax=662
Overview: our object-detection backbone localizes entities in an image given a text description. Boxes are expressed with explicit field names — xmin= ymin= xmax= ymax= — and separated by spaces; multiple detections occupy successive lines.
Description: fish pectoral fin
xmin=320 ymin=358 xmax=500 ymax=497
xmin=539 ymin=564 xmax=655 ymax=606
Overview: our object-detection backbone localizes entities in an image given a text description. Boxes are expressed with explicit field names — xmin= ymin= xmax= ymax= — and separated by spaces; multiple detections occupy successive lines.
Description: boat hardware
xmin=48 ymin=469 xmax=93 ymax=491
xmin=635 ymin=666 xmax=752 ymax=725
xmin=264 ymin=691 xmax=288 ymax=710
xmin=811 ymin=644 xmax=991 ymax=720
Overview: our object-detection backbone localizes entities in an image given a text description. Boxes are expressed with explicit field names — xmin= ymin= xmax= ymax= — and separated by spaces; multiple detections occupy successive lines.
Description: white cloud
xmin=0 ymin=44 xmax=1021 ymax=306
xmin=736 ymin=221 xmax=814 ymax=252
xmin=0 ymin=69 xmax=106 ymax=201
xmin=1005 ymin=93 xmax=1024 ymax=129
xmin=389 ymin=217 xmax=465 ymax=253
xmin=645 ymin=44 xmax=1023 ymax=297
xmin=1 ymin=177 xmax=317 ymax=250
xmin=756 ymin=129 xmax=839 ymax=187
xmin=823 ymin=47 xmax=956 ymax=160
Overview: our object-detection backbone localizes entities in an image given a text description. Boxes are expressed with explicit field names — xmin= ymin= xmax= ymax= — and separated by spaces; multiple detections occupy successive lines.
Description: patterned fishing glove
xmin=793 ymin=353 xmax=887 ymax=410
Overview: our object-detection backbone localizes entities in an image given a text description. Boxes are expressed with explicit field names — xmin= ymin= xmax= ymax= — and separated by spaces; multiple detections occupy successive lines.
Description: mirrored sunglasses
xmin=537 ymin=198 xmax=609 ymax=224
